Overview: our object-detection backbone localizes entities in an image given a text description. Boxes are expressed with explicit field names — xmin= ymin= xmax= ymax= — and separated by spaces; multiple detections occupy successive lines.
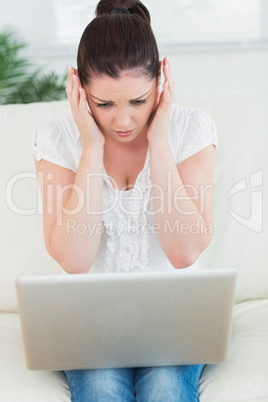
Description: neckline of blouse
xmin=103 ymin=147 xmax=150 ymax=194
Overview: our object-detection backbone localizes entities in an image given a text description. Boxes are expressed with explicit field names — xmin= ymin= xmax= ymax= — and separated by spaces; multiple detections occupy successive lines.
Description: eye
xmin=131 ymin=99 xmax=147 ymax=106
xmin=95 ymin=99 xmax=147 ymax=108
xmin=96 ymin=103 xmax=112 ymax=108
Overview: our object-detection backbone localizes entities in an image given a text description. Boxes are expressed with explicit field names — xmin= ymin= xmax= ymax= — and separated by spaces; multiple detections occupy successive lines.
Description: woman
xmin=33 ymin=0 xmax=218 ymax=400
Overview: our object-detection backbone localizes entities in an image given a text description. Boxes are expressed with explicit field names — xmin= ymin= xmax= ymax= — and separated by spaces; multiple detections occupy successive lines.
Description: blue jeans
xmin=64 ymin=364 xmax=204 ymax=401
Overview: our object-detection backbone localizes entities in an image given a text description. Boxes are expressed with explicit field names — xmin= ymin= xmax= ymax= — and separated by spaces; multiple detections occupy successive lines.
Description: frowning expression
xmin=85 ymin=72 xmax=157 ymax=145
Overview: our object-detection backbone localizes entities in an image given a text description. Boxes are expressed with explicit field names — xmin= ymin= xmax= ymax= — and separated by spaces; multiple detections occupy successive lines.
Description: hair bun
xmin=110 ymin=7 xmax=131 ymax=14
xmin=95 ymin=0 xmax=151 ymax=25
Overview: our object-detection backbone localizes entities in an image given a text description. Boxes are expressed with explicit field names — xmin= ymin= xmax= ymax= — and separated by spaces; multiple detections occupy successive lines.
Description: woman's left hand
xmin=147 ymin=56 xmax=175 ymax=144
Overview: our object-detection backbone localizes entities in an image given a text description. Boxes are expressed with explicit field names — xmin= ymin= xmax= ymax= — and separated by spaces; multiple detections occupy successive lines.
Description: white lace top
xmin=32 ymin=103 xmax=218 ymax=273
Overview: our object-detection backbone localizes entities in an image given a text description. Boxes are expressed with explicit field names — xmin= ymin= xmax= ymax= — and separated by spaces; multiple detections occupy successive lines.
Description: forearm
xmin=149 ymin=139 xmax=211 ymax=268
xmin=50 ymin=145 xmax=104 ymax=273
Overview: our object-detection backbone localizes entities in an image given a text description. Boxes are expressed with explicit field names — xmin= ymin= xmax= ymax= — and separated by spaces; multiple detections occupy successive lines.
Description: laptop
xmin=16 ymin=268 xmax=237 ymax=371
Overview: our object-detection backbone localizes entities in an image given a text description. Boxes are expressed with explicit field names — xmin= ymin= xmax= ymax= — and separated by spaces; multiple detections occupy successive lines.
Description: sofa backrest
xmin=1 ymin=95 xmax=267 ymax=312
xmin=185 ymin=94 xmax=268 ymax=304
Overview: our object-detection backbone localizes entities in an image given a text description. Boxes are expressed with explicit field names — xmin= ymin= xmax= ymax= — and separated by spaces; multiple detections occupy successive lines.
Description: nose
xmin=114 ymin=109 xmax=132 ymax=130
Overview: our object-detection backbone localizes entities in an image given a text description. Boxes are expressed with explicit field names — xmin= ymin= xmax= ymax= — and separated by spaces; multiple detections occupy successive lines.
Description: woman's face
xmin=85 ymin=72 xmax=158 ymax=146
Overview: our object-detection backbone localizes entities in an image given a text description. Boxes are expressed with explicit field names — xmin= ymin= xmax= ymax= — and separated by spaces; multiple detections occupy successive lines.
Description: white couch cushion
xmin=199 ymin=298 xmax=268 ymax=401
xmin=0 ymin=313 xmax=71 ymax=401
xmin=0 ymin=101 xmax=70 ymax=312
xmin=175 ymin=94 xmax=268 ymax=303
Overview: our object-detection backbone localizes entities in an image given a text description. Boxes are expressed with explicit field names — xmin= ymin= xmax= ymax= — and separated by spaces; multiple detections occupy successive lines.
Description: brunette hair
xmin=77 ymin=0 xmax=159 ymax=87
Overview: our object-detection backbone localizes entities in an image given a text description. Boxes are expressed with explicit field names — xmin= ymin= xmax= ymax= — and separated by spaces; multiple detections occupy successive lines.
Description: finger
xmin=78 ymin=87 xmax=89 ymax=115
xmin=162 ymin=58 xmax=169 ymax=87
xmin=157 ymin=80 xmax=171 ymax=109
xmin=159 ymin=60 xmax=163 ymax=77
xmin=155 ymin=61 xmax=163 ymax=107
xmin=74 ymin=68 xmax=84 ymax=102
xmin=164 ymin=81 xmax=171 ymax=104
xmin=71 ymin=72 xmax=80 ymax=109
xmin=155 ymin=86 xmax=161 ymax=108
xmin=66 ymin=66 xmax=74 ymax=99
xmin=163 ymin=57 xmax=175 ymax=92
xmin=163 ymin=58 xmax=171 ymax=82
xmin=158 ymin=88 xmax=164 ymax=106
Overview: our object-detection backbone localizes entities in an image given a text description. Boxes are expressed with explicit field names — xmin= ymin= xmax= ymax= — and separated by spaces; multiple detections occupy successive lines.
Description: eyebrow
xmin=90 ymin=90 xmax=151 ymax=103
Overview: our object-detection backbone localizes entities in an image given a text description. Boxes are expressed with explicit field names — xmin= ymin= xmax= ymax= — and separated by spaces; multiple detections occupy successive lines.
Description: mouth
xmin=115 ymin=130 xmax=134 ymax=138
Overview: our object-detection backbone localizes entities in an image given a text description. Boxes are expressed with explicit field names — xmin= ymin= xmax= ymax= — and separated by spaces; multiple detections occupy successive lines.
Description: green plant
xmin=0 ymin=29 xmax=68 ymax=104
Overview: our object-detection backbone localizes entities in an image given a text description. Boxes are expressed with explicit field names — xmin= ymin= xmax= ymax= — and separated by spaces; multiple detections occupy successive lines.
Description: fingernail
xmin=73 ymin=74 xmax=76 ymax=80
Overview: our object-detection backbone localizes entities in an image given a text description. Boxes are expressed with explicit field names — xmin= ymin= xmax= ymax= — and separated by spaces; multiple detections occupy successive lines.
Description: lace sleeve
xmin=176 ymin=108 xmax=219 ymax=165
xmin=32 ymin=117 xmax=79 ymax=173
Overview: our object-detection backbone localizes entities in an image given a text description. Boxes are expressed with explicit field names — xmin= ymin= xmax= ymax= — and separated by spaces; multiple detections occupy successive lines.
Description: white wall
xmin=160 ymin=47 xmax=268 ymax=97
xmin=0 ymin=0 xmax=37 ymax=54
xmin=1 ymin=0 xmax=268 ymax=97
xmin=16 ymin=47 xmax=268 ymax=98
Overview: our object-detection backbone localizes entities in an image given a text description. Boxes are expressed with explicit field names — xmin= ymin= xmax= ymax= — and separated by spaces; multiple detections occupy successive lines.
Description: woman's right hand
xmin=66 ymin=67 xmax=105 ymax=149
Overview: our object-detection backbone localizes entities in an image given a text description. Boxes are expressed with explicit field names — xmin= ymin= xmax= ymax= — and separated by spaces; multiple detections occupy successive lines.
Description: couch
xmin=0 ymin=94 xmax=267 ymax=401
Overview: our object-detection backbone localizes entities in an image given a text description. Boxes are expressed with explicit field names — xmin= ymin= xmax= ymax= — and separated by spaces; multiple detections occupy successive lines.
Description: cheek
xmin=95 ymin=112 xmax=114 ymax=133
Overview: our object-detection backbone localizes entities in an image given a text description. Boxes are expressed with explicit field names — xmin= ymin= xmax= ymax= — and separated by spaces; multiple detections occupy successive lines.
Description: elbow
xmin=45 ymin=229 xmax=94 ymax=274
xmin=169 ymin=252 xmax=199 ymax=269
xmin=56 ymin=256 xmax=91 ymax=274
xmin=62 ymin=264 xmax=91 ymax=275
xmin=46 ymin=244 xmax=91 ymax=274
xmin=56 ymin=253 xmax=92 ymax=274
xmin=168 ymin=236 xmax=213 ymax=269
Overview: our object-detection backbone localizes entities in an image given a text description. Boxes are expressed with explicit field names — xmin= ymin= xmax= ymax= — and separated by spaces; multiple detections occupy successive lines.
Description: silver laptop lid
xmin=16 ymin=268 xmax=237 ymax=371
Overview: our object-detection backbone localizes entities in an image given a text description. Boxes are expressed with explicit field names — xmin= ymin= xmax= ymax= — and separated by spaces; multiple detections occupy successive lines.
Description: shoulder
xmin=32 ymin=113 xmax=83 ymax=173
xmin=34 ymin=113 xmax=81 ymax=145
xmin=168 ymin=102 xmax=218 ymax=165
xmin=169 ymin=102 xmax=216 ymax=131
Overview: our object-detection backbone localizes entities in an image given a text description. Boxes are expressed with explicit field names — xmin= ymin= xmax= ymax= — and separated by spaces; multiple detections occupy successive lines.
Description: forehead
xmin=87 ymin=72 xmax=156 ymax=99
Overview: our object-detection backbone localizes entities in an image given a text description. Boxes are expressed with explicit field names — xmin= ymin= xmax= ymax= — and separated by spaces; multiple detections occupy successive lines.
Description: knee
xmin=173 ymin=365 xmax=204 ymax=401
xmin=65 ymin=368 xmax=135 ymax=402
xmin=151 ymin=367 xmax=183 ymax=398
xmin=136 ymin=366 xmax=182 ymax=401
xmin=135 ymin=365 xmax=203 ymax=402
